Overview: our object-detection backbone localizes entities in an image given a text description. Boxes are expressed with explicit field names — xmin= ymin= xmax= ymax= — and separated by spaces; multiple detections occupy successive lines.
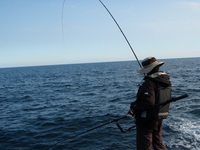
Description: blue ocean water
xmin=0 ymin=57 xmax=199 ymax=150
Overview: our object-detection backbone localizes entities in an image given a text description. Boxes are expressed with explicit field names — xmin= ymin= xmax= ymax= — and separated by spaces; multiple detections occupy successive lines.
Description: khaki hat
xmin=139 ymin=57 xmax=164 ymax=74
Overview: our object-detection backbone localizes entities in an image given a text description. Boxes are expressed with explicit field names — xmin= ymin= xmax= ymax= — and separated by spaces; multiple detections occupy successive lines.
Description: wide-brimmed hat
xmin=139 ymin=57 xmax=164 ymax=74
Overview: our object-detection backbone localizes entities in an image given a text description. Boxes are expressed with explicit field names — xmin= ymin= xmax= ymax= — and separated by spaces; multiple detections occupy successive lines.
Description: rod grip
xmin=172 ymin=93 xmax=189 ymax=102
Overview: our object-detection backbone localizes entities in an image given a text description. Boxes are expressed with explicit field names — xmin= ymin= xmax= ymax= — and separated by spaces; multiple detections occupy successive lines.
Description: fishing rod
xmin=99 ymin=0 xmax=142 ymax=68
xmin=42 ymin=1 xmax=189 ymax=149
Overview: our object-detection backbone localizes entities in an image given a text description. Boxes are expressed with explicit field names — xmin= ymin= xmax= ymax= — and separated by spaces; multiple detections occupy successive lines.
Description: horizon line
xmin=0 ymin=56 xmax=199 ymax=69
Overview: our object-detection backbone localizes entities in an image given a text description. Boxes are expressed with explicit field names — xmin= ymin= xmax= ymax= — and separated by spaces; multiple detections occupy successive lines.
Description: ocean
xmin=0 ymin=57 xmax=199 ymax=150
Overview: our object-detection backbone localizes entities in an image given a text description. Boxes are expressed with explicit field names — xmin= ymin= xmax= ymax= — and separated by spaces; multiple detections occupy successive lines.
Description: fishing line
xmin=99 ymin=0 xmax=142 ymax=68
xmin=61 ymin=0 xmax=66 ymax=47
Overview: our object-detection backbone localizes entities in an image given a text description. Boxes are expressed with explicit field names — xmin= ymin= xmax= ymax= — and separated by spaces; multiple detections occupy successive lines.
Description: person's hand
xmin=127 ymin=109 xmax=135 ymax=118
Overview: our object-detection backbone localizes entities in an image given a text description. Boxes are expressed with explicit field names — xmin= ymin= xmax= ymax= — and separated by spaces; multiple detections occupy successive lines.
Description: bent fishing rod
xmin=43 ymin=1 xmax=188 ymax=150
xmin=99 ymin=0 xmax=142 ymax=68
xmin=42 ymin=94 xmax=188 ymax=150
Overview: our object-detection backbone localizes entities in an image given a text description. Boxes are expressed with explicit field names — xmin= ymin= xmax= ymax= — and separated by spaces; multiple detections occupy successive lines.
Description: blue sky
xmin=0 ymin=0 xmax=200 ymax=68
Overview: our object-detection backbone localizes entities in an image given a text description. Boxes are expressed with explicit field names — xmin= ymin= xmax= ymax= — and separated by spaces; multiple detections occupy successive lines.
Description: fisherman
xmin=129 ymin=56 xmax=171 ymax=150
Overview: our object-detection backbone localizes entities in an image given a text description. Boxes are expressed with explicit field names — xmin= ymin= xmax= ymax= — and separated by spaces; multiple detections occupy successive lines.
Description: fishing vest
xmin=155 ymin=86 xmax=171 ymax=119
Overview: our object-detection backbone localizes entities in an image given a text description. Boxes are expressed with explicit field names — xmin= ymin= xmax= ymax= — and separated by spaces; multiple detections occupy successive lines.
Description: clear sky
xmin=0 ymin=0 xmax=200 ymax=68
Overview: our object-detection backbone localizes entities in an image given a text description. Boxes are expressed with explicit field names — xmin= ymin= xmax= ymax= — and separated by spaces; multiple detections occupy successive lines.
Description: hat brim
xmin=139 ymin=61 xmax=164 ymax=74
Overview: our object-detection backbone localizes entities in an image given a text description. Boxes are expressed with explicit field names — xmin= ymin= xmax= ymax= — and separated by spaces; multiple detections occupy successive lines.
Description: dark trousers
xmin=136 ymin=124 xmax=167 ymax=150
